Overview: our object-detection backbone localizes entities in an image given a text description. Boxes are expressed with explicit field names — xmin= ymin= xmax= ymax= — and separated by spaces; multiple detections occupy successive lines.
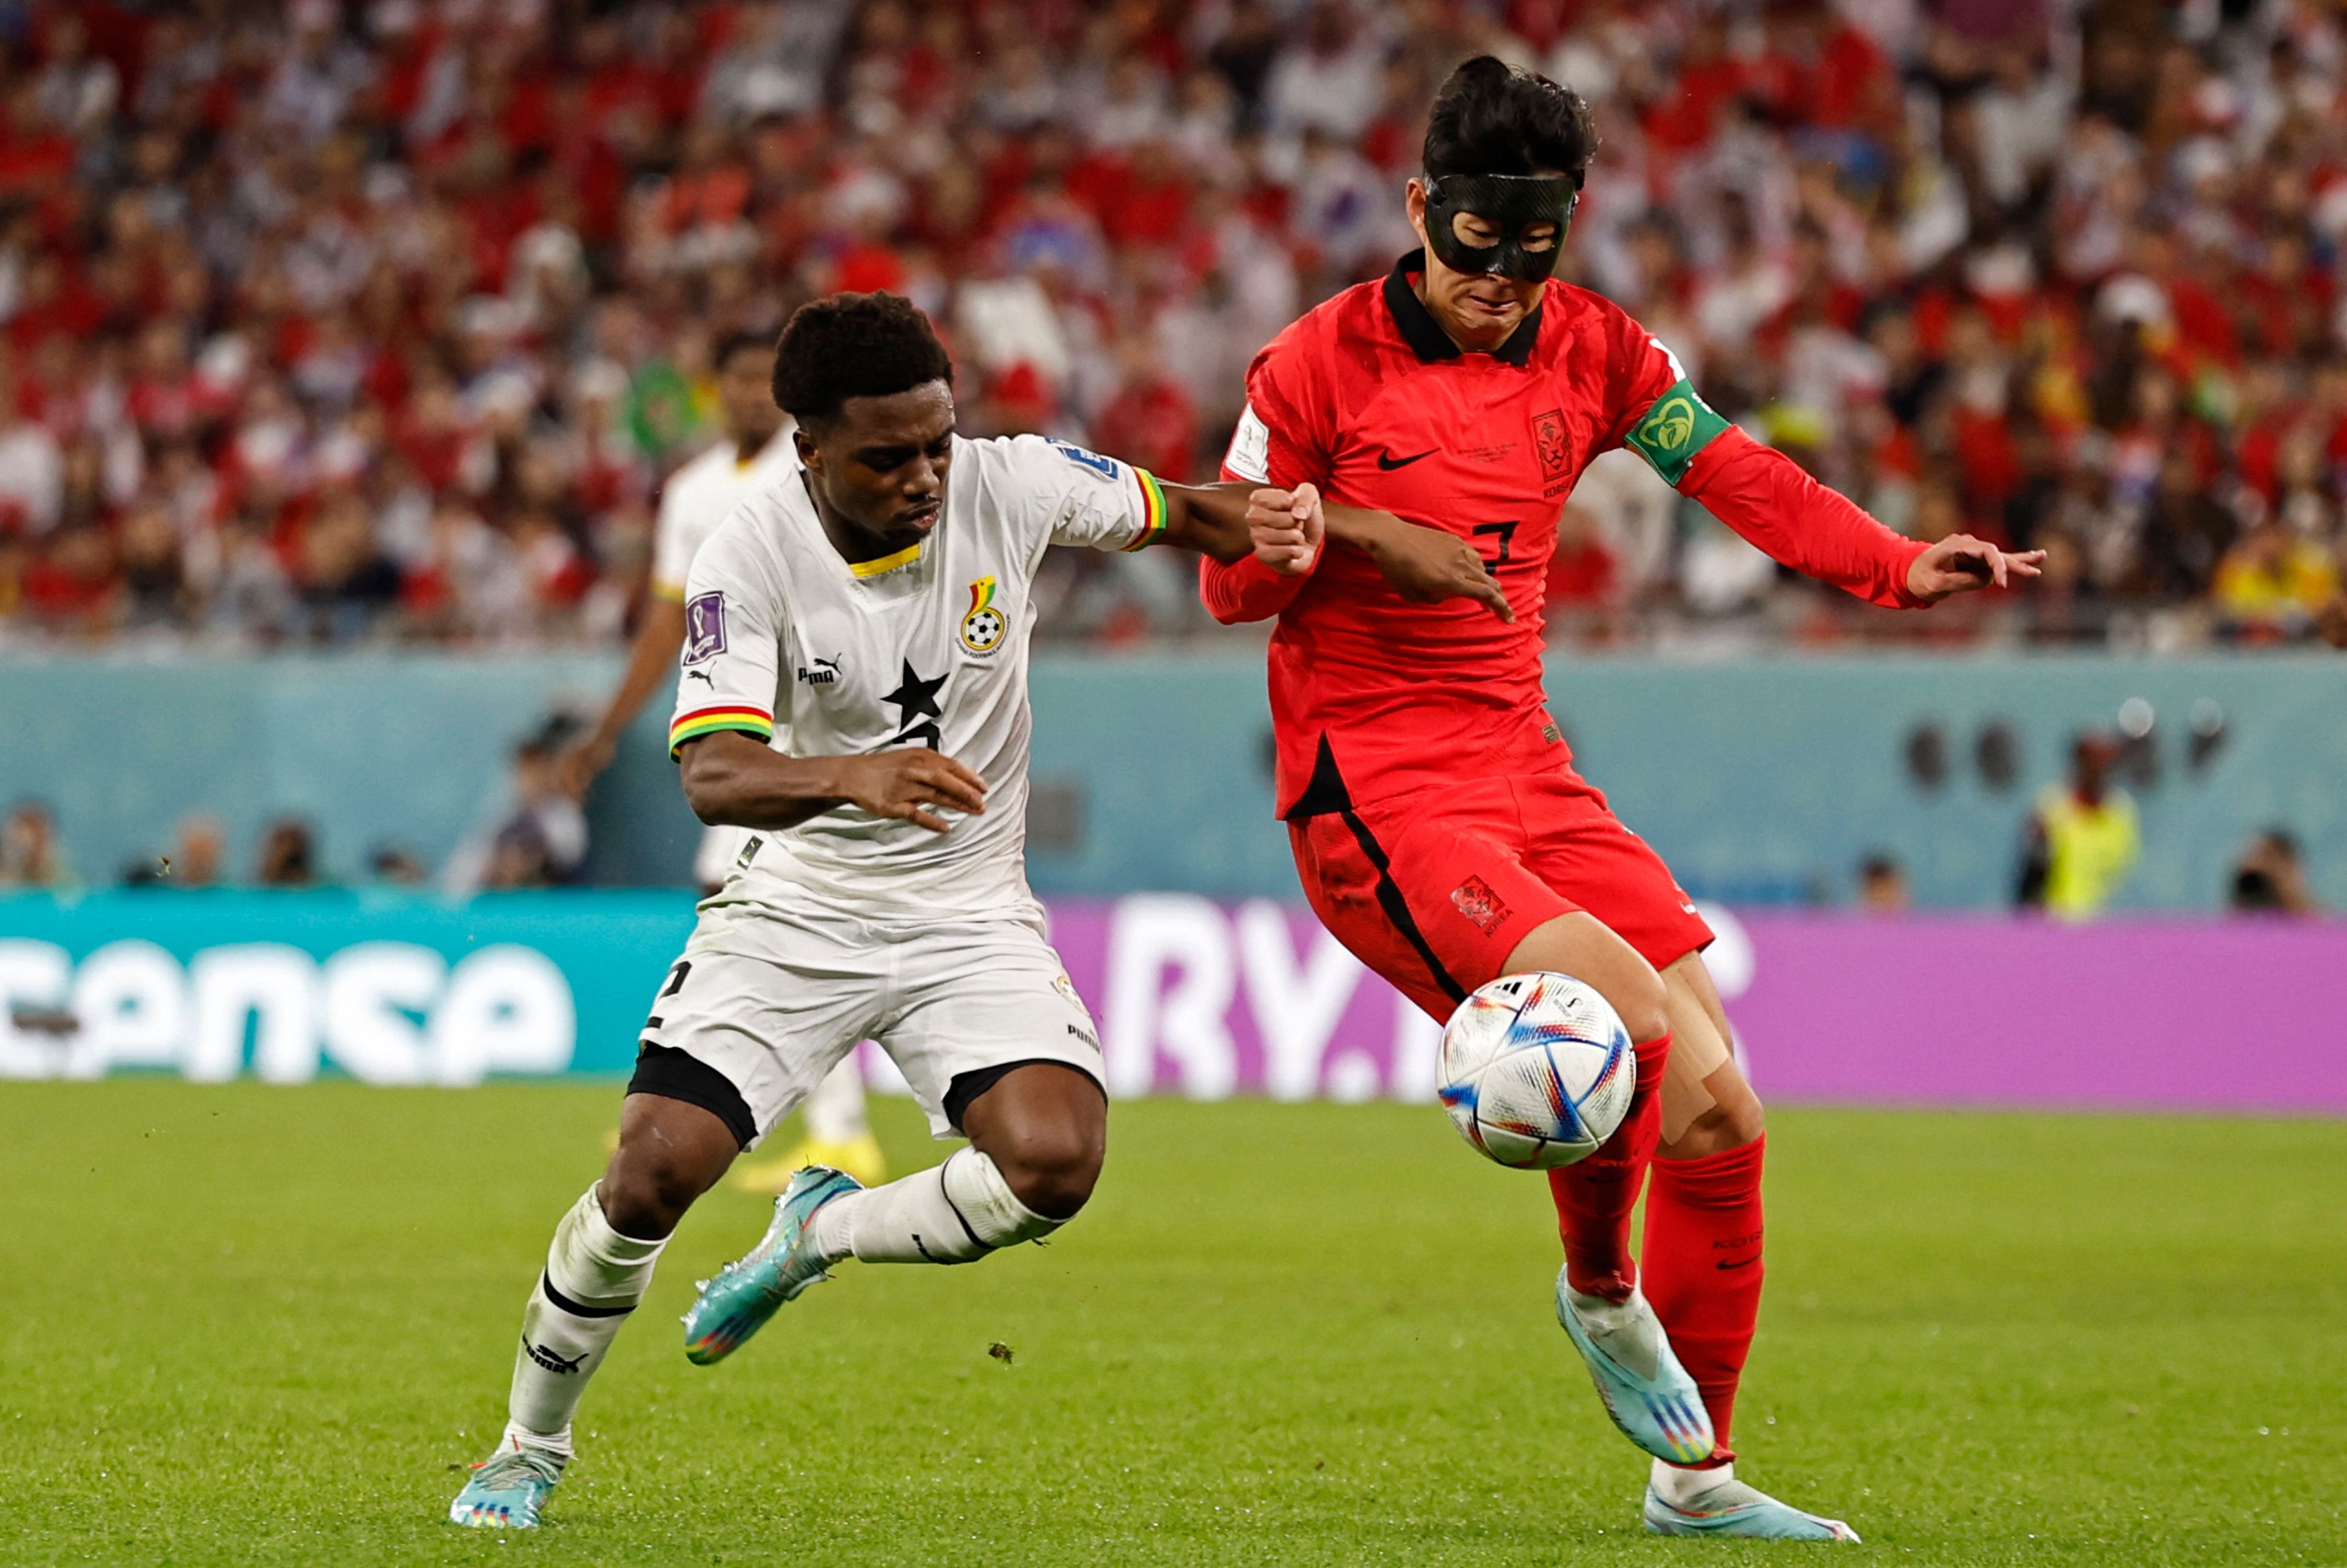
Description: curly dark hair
xmin=772 ymin=292 xmax=955 ymax=426
xmin=1423 ymin=56 xmax=1598 ymax=186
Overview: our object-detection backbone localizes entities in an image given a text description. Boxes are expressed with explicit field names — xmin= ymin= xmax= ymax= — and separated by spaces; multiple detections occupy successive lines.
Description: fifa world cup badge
xmin=960 ymin=574 xmax=1007 ymax=654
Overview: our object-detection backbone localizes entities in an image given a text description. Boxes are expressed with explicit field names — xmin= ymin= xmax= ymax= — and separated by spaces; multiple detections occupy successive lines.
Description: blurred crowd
xmin=4 ymin=0 xmax=2347 ymax=650
xmin=1 ymin=715 xmax=584 ymax=892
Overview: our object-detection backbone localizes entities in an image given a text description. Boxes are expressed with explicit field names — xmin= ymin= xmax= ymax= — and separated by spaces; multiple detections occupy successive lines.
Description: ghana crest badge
xmin=960 ymin=574 xmax=1007 ymax=654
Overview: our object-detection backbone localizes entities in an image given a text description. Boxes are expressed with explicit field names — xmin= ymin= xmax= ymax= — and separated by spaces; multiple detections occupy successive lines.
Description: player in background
xmin=560 ymin=329 xmax=885 ymax=1194
xmin=1205 ymin=58 xmax=2041 ymax=1541
xmin=450 ymin=293 xmax=1318 ymax=1530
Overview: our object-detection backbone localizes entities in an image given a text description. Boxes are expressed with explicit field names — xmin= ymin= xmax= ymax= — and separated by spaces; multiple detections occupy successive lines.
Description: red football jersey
xmin=1210 ymin=250 xmax=1927 ymax=818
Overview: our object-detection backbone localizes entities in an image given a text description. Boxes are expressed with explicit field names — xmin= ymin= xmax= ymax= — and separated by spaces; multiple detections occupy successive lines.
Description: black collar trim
xmin=1382 ymin=249 xmax=1542 ymax=367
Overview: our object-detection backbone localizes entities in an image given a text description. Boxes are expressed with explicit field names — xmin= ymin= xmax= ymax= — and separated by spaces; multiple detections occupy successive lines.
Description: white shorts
xmin=635 ymin=898 xmax=1105 ymax=1145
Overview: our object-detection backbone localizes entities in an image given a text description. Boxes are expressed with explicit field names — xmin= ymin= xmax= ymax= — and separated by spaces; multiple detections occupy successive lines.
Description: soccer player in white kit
xmin=449 ymin=293 xmax=1273 ymax=1529
xmin=562 ymin=329 xmax=885 ymax=1193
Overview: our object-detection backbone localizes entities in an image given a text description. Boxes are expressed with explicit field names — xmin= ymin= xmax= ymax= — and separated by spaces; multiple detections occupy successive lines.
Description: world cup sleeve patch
xmin=959 ymin=574 xmax=1006 ymax=654
xmin=1224 ymin=402 xmax=1271 ymax=483
xmin=1623 ymin=378 xmax=1731 ymax=487
xmin=1046 ymin=438 xmax=1120 ymax=482
xmin=683 ymin=592 xmax=726 ymax=664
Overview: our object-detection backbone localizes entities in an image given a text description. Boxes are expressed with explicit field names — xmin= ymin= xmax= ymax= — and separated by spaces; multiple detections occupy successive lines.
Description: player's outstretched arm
xmin=1153 ymin=481 xmax=1285 ymax=562
xmin=678 ymin=731 xmax=987 ymax=835
xmin=1244 ymin=482 xmax=1515 ymax=622
xmin=1680 ymin=428 xmax=2042 ymax=608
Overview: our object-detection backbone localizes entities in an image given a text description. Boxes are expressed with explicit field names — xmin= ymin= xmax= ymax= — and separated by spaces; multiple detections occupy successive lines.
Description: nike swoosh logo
xmin=1717 ymin=1255 xmax=1760 ymax=1270
xmin=1376 ymin=448 xmax=1436 ymax=470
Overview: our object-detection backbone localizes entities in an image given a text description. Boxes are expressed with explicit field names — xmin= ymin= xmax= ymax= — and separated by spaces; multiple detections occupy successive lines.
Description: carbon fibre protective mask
xmin=1423 ymin=173 xmax=1579 ymax=282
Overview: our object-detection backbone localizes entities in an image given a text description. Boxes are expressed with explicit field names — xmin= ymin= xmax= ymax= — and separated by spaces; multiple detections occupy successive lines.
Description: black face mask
xmin=1422 ymin=173 xmax=1579 ymax=282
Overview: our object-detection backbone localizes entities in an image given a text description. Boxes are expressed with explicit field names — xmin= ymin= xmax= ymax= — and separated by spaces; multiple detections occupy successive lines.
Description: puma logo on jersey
xmin=686 ymin=667 xmax=715 ymax=685
xmin=797 ymin=656 xmax=842 ymax=687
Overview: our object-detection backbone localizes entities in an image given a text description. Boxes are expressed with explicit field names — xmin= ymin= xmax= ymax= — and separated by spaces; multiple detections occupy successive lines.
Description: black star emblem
xmin=882 ymin=659 xmax=947 ymax=749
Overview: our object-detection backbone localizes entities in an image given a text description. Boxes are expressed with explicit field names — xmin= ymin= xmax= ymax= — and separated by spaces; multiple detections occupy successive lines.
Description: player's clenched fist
xmin=1247 ymin=483 xmax=1326 ymax=574
xmin=834 ymin=750 xmax=987 ymax=834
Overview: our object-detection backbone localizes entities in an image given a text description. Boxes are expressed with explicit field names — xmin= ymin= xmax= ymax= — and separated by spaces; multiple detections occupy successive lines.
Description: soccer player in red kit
xmin=1203 ymin=58 xmax=2041 ymax=1541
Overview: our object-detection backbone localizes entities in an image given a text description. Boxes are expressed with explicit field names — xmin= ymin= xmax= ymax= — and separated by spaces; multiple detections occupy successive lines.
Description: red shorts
xmin=1289 ymin=769 xmax=1714 ymax=1023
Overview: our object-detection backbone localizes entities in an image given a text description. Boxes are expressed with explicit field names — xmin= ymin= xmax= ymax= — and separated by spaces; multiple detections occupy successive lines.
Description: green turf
xmin=1 ymin=1083 xmax=2341 ymax=1567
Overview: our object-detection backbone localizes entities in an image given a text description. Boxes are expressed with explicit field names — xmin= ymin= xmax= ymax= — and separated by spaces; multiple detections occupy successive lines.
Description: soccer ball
xmin=1436 ymin=972 xmax=1636 ymax=1170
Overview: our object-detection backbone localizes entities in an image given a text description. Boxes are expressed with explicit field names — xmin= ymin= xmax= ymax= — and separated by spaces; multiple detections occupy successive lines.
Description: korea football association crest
xmin=960 ymin=574 xmax=1007 ymax=655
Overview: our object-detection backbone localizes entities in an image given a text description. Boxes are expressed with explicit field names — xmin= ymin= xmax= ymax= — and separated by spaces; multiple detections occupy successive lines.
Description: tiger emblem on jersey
xmin=960 ymin=575 xmax=1007 ymax=654
xmin=1533 ymin=408 xmax=1571 ymax=495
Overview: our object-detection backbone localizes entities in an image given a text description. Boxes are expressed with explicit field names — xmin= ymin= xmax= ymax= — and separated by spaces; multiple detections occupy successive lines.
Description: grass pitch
xmin=1 ymin=1082 xmax=2341 ymax=1567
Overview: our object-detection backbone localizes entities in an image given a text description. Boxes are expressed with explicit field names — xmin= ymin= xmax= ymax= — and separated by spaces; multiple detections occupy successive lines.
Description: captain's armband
xmin=1623 ymin=378 xmax=1732 ymax=487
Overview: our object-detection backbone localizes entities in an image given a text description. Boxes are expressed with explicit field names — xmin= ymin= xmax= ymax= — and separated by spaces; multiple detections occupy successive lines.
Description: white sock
xmin=506 ymin=1183 xmax=667 ymax=1440
xmin=498 ymin=1420 xmax=572 ymax=1462
xmin=802 ymin=1057 xmax=871 ymax=1143
xmin=809 ymin=1148 xmax=1061 ymax=1266
xmin=1653 ymin=1458 xmax=1734 ymax=1506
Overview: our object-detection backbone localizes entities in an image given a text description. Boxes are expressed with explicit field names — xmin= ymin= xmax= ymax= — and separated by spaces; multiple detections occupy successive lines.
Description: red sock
xmin=1546 ymin=1032 xmax=1671 ymax=1301
xmin=1640 ymin=1133 xmax=1765 ymax=1468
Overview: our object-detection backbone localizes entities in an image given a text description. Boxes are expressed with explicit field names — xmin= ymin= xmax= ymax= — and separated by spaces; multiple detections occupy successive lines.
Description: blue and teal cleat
xmin=1554 ymin=1270 xmax=1715 ymax=1465
xmin=447 ymin=1441 xmax=563 ymax=1528
xmin=1644 ymin=1474 xmax=1860 ymax=1541
xmin=682 ymin=1165 xmax=861 ymax=1366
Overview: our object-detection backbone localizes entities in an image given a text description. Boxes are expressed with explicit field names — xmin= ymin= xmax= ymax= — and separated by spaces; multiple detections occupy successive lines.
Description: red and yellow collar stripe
xmin=1122 ymin=467 xmax=1168 ymax=550
xmin=669 ymin=704 xmax=774 ymax=759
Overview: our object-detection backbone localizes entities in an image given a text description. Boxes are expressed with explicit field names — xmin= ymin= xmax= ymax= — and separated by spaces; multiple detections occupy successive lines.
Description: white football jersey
xmin=650 ymin=426 xmax=802 ymax=600
xmin=667 ymin=433 xmax=1168 ymax=916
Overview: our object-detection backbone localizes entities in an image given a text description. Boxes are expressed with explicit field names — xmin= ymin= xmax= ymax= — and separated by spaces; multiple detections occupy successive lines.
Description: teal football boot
xmin=683 ymin=1166 xmax=861 ymax=1366
xmin=448 ymin=1440 xmax=563 ymax=1528
xmin=1644 ymin=1471 xmax=1860 ymax=1541
xmin=1554 ymin=1270 xmax=1715 ymax=1465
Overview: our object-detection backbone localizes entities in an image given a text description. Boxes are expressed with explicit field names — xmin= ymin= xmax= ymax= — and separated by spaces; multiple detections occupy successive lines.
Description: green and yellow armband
xmin=1623 ymin=379 xmax=1733 ymax=487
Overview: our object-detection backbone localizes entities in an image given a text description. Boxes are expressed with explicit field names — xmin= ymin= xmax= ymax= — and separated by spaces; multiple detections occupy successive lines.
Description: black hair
xmin=1423 ymin=56 xmax=1598 ymax=185
xmin=772 ymin=292 xmax=954 ymax=426
xmin=713 ymin=328 xmax=773 ymax=372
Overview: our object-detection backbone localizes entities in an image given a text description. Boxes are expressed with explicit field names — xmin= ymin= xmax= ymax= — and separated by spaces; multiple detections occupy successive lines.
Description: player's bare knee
xmin=1665 ymin=1097 xmax=1765 ymax=1159
xmin=992 ymin=1121 xmax=1105 ymax=1220
xmin=600 ymin=1144 xmax=715 ymax=1240
xmin=1606 ymin=965 xmax=1672 ymax=1044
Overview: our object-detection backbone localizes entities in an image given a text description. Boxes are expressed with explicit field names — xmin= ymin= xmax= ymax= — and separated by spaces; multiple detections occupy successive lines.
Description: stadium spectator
xmin=2213 ymin=521 xmax=2341 ymax=644
xmin=2230 ymin=829 xmax=2324 ymax=916
xmin=0 ymin=798 xmax=70 ymax=887
xmin=1 ymin=0 xmax=2345 ymax=650
xmin=255 ymin=818 xmax=321 ymax=888
xmin=1857 ymin=852 xmax=1910 ymax=913
xmin=2016 ymin=732 xmax=2140 ymax=919
xmin=167 ymin=811 xmax=225 ymax=889
xmin=368 ymin=843 xmax=431 ymax=887
xmin=444 ymin=715 xmax=590 ymax=894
